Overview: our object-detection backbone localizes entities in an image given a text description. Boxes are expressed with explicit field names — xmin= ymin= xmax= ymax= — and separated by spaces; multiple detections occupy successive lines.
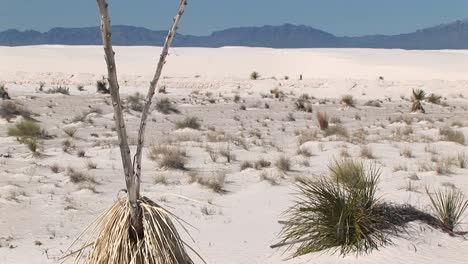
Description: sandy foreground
xmin=0 ymin=46 xmax=468 ymax=263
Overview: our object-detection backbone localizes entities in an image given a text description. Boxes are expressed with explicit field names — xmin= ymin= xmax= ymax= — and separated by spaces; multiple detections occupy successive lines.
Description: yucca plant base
xmin=74 ymin=197 xmax=194 ymax=264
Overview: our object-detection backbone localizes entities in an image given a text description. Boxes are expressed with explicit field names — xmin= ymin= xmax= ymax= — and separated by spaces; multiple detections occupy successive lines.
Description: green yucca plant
xmin=426 ymin=187 xmax=468 ymax=232
xmin=274 ymin=160 xmax=396 ymax=257
xmin=411 ymin=89 xmax=426 ymax=113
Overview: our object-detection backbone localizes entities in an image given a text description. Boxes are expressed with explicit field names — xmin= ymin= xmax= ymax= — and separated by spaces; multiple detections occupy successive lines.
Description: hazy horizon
xmin=1 ymin=0 xmax=468 ymax=36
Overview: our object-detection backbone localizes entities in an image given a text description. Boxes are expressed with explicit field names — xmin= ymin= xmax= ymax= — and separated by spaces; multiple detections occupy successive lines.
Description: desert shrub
xmin=426 ymin=187 xmax=468 ymax=232
xmin=400 ymin=146 xmax=413 ymax=158
xmin=175 ymin=117 xmax=201 ymax=130
xmin=340 ymin=95 xmax=355 ymax=107
xmin=254 ymin=158 xmax=271 ymax=170
xmin=0 ymin=101 xmax=33 ymax=121
xmin=457 ymin=153 xmax=467 ymax=168
xmin=0 ymin=84 xmax=11 ymax=100
xmin=275 ymin=156 xmax=291 ymax=172
xmin=270 ymin=88 xmax=284 ymax=99
xmin=8 ymin=120 xmax=48 ymax=142
xmin=96 ymin=78 xmax=110 ymax=94
xmin=188 ymin=171 xmax=226 ymax=193
xmin=46 ymin=86 xmax=70 ymax=95
xmin=276 ymin=163 xmax=396 ymax=257
xmin=50 ymin=164 xmax=62 ymax=173
xmin=296 ymin=147 xmax=312 ymax=157
xmin=62 ymin=138 xmax=75 ymax=153
xmin=155 ymin=98 xmax=179 ymax=114
xmin=364 ymin=100 xmax=382 ymax=107
xmin=360 ymin=145 xmax=374 ymax=159
xmin=286 ymin=113 xmax=295 ymax=122
xmin=426 ymin=93 xmax=442 ymax=105
xmin=240 ymin=161 xmax=253 ymax=171
xmin=439 ymin=127 xmax=465 ymax=145
xmin=77 ymin=85 xmax=85 ymax=91
xmin=324 ymin=125 xmax=349 ymax=138
xmin=67 ymin=167 xmax=97 ymax=184
xmin=250 ymin=71 xmax=260 ymax=80
xmin=148 ymin=145 xmax=187 ymax=170
xmin=294 ymin=99 xmax=313 ymax=113
xmin=297 ymin=130 xmax=318 ymax=145
xmin=77 ymin=149 xmax=86 ymax=158
xmin=259 ymin=171 xmax=279 ymax=185
xmin=85 ymin=159 xmax=98 ymax=170
xmin=411 ymin=89 xmax=426 ymax=113
xmin=317 ymin=112 xmax=329 ymax=130
xmin=219 ymin=147 xmax=236 ymax=163
xmin=158 ymin=85 xmax=166 ymax=94
xmin=127 ymin=92 xmax=144 ymax=112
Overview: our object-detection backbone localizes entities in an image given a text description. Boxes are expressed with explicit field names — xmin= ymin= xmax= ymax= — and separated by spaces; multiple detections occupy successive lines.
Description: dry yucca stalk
xmin=63 ymin=0 xmax=199 ymax=263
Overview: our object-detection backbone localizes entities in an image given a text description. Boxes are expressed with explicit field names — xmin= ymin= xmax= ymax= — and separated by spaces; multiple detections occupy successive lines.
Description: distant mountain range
xmin=2 ymin=19 xmax=468 ymax=49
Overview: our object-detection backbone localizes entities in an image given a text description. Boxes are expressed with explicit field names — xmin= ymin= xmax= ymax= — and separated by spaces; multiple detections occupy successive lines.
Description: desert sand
xmin=0 ymin=46 xmax=467 ymax=263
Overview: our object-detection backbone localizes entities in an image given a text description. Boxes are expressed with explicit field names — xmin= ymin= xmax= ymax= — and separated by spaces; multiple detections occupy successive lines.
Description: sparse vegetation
xmin=317 ymin=112 xmax=329 ymax=130
xmin=155 ymin=98 xmax=179 ymax=114
xmin=275 ymin=160 xmax=401 ymax=257
xmin=294 ymin=99 xmax=313 ymax=113
xmin=175 ymin=117 xmax=201 ymax=130
xmin=250 ymin=71 xmax=260 ymax=80
xmin=148 ymin=144 xmax=187 ymax=170
xmin=46 ymin=86 xmax=70 ymax=95
xmin=275 ymin=155 xmax=291 ymax=172
xmin=96 ymin=78 xmax=110 ymax=94
xmin=426 ymin=93 xmax=442 ymax=105
xmin=127 ymin=92 xmax=144 ymax=112
xmin=411 ymin=89 xmax=426 ymax=113
xmin=0 ymin=101 xmax=33 ymax=121
xmin=439 ymin=127 xmax=465 ymax=145
xmin=8 ymin=120 xmax=48 ymax=143
xmin=63 ymin=127 xmax=77 ymax=138
xmin=340 ymin=95 xmax=355 ymax=107
xmin=188 ymin=171 xmax=226 ymax=193
xmin=426 ymin=187 xmax=468 ymax=232
xmin=0 ymin=84 xmax=11 ymax=100
xmin=360 ymin=145 xmax=374 ymax=159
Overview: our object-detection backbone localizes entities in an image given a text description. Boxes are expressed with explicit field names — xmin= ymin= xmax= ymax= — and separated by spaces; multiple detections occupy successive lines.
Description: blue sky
xmin=2 ymin=0 xmax=468 ymax=36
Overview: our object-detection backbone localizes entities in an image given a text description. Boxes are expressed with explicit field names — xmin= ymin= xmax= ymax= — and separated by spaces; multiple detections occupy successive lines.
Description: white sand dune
xmin=0 ymin=46 xmax=467 ymax=263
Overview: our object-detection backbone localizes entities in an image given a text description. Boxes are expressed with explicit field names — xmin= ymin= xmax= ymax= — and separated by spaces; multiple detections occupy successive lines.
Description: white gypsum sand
xmin=0 ymin=46 xmax=467 ymax=263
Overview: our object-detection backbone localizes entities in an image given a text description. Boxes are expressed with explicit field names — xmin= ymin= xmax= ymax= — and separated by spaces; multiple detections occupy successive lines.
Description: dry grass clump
xmin=240 ymin=161 xmax=254 ymax=171
xmin=188 ymin=171 xmax=226 ymax=193
xmin=457 ymin=152 xmax=467 ymax=168
xmin=67 ymin=167 xmax=97 ymax=184
xmin=219 ymin=146 xmax=236 ymax=163
xmin=46 ymin=86 xmax=70 ymax=95
xmin=324 ymin=125 xmax=348 ymax=138
xmin=400 ymin=146 xmax=413 ymax=158
xmin=294 ymin=99 xmax=313 ymax=113
xmin=70 ymin=196 xmax=195 ymax=263
xmin=364 ymin=100 xmax=382 ymax=107
xmin=296 ymin=147 xmax=312 ymax=157
xmin=148 ymin=144 xmax=187 ymax=170
xmin=175 ymin=117 xmax=201 ymax=130
xmin=297 ymin=130 xmax=318 ymax=145
xmin=63 ymin=127 xmax=78 ymax=138
xmin=426 ymin=187 xmax=468 ymax=232
xmin=259 ymin=171 xmax=279 ymax=185
xmin=439 ymin=127 xmax=465 ymax=145
xmin=340 ymin=95 xmax=355 ymax=107
xmin=85 ymin=159 xmax=98 ymax=170
xmin=316 ymin=112 xmax=329 ymax=130
xmin=434 ymin=158 xmax=453 ymax=175
xmin=50 ymin=164 xmax=62 ymax=173
xmin=155 ymin=98 xmax=180 ymax=114
xmin=153 ymin=173 xmax=169 ymax=185
xmin=275 ymin=156 xmax=292 ymax=172
xmin=62 ymin=138 xmax=75 ymax=153
xmin=254 ymin=158 xmax=271 ymax=170
xmin=127 ymin=92 xmax=144 ymax=112
xmin=0 ymin=101 xmax=33 ymax=121
xmin=359 ymin=145 xmax=374 ymax=159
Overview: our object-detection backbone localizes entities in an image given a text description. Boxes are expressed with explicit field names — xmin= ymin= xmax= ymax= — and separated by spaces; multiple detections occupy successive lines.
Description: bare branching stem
xmin=96 ymin=0 xmax=188 ymax=237
xmin=133 ymin=0 xmax=188 ymax=185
